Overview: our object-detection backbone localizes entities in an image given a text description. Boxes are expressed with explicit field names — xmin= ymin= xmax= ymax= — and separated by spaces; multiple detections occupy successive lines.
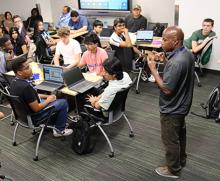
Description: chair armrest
xmin=84 ymin=104 xmax=101 ymax=112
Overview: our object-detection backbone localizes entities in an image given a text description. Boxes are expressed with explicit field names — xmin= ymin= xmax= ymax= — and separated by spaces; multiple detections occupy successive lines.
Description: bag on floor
xmin=191 ymin=84 xmax=220 ymax=122
xmin=71 ymin=117 xmax=96 ymax=155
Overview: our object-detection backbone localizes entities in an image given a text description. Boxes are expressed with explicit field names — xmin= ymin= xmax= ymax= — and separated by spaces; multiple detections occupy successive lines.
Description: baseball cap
xmin=133 ymin=4 xmax=141 ymax=10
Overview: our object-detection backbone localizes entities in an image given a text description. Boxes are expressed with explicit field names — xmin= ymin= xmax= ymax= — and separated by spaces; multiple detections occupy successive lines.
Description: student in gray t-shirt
xmin=124 ymin=4 xmax=147 ymax=33
xmin=147 ymin=26 xmax=194 ymax=178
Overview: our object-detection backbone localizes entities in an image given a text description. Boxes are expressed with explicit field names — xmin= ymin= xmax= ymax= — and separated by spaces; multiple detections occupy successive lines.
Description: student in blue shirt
xmin=68 ymin=10 xmax=92 ymax=33
xmin=56 ymin=6 xmax=71 ymax=29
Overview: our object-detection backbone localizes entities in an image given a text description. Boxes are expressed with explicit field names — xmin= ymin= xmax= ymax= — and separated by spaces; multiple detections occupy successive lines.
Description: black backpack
xmin=152 ymin=23 xmax=165 ymax=37
xmin=192 ymin=84 xmax=220 ymax=122
xmin=71 ymin=117 xmax=96 ymax=155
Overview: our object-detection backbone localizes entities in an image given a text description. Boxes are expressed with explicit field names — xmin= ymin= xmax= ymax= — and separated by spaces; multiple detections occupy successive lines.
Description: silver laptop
xmin=62 ymin=68 xmax=98 ymax=93
xmin=136 ymin=30 xmax=154 ymax=44
xmin=35 ymin=65 xmax=64 ymax=92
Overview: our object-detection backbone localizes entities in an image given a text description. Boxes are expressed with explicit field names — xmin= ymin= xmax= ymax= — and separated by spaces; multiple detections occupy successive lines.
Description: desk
xmin=51 ymin=31 xmax=88 ymax=39
xmin=128 ymin=32 xmax=162 ymax=49
xmin=60 ymin=72 xmax=103 ymax=96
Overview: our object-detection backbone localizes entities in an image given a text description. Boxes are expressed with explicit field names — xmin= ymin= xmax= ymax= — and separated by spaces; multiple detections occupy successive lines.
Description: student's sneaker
xmin=53 ymin=128 xmax=73 ymax=137
xmin=155 ymin=166 xmax=179 ymax=179
xmin=148 ymin=74 xmax=156 ymax=82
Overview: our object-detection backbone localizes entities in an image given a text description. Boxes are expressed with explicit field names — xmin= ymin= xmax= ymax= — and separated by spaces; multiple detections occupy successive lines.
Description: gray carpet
xmin=0 ymin=73 xmax=220 ymax=181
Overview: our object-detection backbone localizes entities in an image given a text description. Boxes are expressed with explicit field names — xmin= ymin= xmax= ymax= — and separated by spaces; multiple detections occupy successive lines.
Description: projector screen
xmin=78 ymin=0 xmax=130 ymax=11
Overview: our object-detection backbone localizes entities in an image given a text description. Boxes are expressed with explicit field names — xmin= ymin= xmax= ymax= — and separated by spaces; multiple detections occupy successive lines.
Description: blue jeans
xmin=31 ymin=99 xmax=68 ymax=131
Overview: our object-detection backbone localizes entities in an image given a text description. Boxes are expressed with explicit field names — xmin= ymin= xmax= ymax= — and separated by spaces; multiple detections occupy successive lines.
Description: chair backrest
xmin=100 ymin=28 xmax=113 ymax=37
xmin=199 ymin=36 xmax=217 ymax=65
xmin=147 ymin=22 xmax=168 ymax=37
xmin=106 ymin=50 xmax=115 ymax=60
xmin=107 ymin=79 xmax=135 ymax=123
xmin=0 ymin=86 xmax=34 ymax=128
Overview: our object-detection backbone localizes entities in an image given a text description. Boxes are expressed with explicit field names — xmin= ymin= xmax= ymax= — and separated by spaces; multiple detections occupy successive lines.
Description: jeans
xmin=160 ymin=113 xmax=187 ymax=174
xmin=31 ymin=99 xmax=68 ymax=131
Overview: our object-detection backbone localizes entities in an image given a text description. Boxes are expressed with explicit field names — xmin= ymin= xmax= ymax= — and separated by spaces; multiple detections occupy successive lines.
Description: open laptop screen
xmin=43 ymin=22 xmax=49 ymax=31
xmin=43 ymin=65 xmax=63 ymax=83
xmin=62 ymin=68 xmax=84 ymax=86
xmin=136 ymin=30 xmax=154 ymax=41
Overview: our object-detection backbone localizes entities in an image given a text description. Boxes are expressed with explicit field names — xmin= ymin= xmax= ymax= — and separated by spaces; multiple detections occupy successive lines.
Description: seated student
xmin=13 ymin=15 xmax=31 ymax=44
xmin=125 ymin=4 xmax=147 ymax=33
xmin=92 ymin=20 xmax=103 ymax=48
xmin=54 ymin=27 xmax=82 ymax=69
xmin=86 ymin=57 xmax=132 ymax=116
xmin=56 ymin=6 xmax=71 ymax=29
xmin=10 ymin=27 xmax=28 ymax=56
xmin=110 ymin=18 xmax=142 ymax=71
xmin=68 ymin=10 xmax=92 ymax=33
xmin=26 ymin=8 xmax=43 ymax=30
xmin=0 ymin=36 xmax=15 ymax=71
xmin=78 ymin=33 xmax=108 ymax=75
xmin=184 ymin=18 xmax=216 ymax=54
xmin=3 ymin=11 xmax=13 ymax=34
xmin=33 ymin=20 xmax=56 ymax=62
xmin=10 ymin=55 xmax=73 ymax=137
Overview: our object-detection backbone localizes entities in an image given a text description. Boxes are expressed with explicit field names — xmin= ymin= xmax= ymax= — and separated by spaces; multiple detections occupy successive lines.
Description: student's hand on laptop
xmin=46 ymin=95 xmax=56 ymax=103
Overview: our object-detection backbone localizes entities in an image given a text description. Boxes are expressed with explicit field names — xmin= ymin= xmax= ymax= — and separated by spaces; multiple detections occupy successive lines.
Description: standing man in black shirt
xmin=125 ymin=4 xmax=147 ymax=33
xmin=10 ymin=55 xmax=73 ymax=137
xmin=147 ymin=26 xmax=194 ymax=178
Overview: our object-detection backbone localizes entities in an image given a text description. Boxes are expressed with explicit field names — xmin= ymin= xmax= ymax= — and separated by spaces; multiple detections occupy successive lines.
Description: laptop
xmin=136 ymin=30 xmax=154 ymax=44
xmin=35 ymin=65 xmax=64 ymax=92
xmin=62 ymin=68 xmax=98 ymax=93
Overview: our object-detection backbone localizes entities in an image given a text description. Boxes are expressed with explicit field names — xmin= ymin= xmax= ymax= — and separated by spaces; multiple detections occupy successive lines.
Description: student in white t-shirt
xmin=54 ymin=27 xmax=82 ymax=69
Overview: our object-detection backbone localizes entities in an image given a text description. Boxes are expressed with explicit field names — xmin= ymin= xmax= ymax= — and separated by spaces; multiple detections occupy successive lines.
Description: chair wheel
xmin=215 ymin=118 xmax=220 ymax=123
xmin=129 ymin=132 xmax=134 ymax=137
xmin=10 ymin=121 xmax=15 ymax=126
xmin=32 ymin=130 xmax=37 ymax=135
xmin=198 ymin=83 xmax=202 ymax=87
xmin=33 ymin=156 xmax=38 ymax=161
xmin=12 ymin=142 xmax=17 ymax=146
xmin=136 ymin=90 xmax=140 ymax=94
xmin=109 ymin=152 xmax=114 ymax=158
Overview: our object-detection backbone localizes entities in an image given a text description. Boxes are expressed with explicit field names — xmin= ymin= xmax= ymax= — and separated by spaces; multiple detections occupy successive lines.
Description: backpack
xmin=191 ymin=84 xmax=220 ymax=122
xmin=71 ymin=116 xmax=96 ymax=154
xmin=152 ymin=23 xmax=165 ymax=37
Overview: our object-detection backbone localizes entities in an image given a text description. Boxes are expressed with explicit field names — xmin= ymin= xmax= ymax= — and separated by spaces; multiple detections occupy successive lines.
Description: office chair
xmin=0 ymin=86 xmax=64 ymax=161
xmin=194 ymin=36 xmax=217 ymax=87
xmin=79 ymin=79 xmax=135 ymax=158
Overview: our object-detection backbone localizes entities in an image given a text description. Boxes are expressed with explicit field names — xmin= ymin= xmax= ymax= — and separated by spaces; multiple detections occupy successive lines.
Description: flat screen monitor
xmin=78 ymin=0 xmax=130 ymax=11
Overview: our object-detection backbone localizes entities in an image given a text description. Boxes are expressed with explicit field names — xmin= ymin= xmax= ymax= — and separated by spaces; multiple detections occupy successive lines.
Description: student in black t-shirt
xmin=10 ymin=55 xmax=73 ymax=137
xmin=92 ymin=20 xmax=103 ymax=48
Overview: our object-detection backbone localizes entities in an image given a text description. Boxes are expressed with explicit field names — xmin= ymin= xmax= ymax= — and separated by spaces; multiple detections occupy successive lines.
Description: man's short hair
xmin=0 ymin=36 xmax=10 ymax=47
xmin=203 ymin=18 xmax=214 ymax=26
xmin=70 ymin=10 xmax=79 ymax=17
xmin=64 ymin=6 xmax=71 ymax=13
xmin=103 ymin=57 xmax=123 ymax=80
xmin=57 ymin=27 xmax=70 ymax=37
xmin=93 ymin=20 xmax=103 ymax=28
xmin=11 ymin=54 xmax=28 ymax=73
xmin=12 ymin=15 xmax=21 ymax=22
xmin=84 ymin=33 xmax=100 ymax=45
xmin=113 ymin=18 xmax=125 ymax=27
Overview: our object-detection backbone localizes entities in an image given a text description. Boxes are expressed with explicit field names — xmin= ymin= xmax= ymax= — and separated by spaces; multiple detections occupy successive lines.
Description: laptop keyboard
xmin=69 ymin=81 xmax=94 ymax=92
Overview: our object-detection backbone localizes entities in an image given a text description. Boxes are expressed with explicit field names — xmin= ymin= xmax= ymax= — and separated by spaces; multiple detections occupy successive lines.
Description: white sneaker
xmin=53 ymin=128 xmax=73 ymax=137
xmin=148 ymin=75 xmax=156 ymax=82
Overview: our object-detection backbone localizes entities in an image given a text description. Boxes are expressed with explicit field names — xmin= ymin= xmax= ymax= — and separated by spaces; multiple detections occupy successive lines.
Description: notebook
xmin=136 ymin=30 xmax=154 ymax=44
xmin=34 ymin=65 xmax=64 ymax=92
xmin=62 ymin=68 xmax=98 ymax=93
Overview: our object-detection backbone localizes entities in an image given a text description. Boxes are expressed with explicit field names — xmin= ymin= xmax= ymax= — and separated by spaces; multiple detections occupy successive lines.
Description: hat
xmin=133 ymin=4 xmax=141 ymax=10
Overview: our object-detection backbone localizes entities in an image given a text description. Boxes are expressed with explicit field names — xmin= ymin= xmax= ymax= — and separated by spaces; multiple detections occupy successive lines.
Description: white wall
xmin=0 ymin=0 xmax=53 ymax=22
xmin=177 ymin=0 xmax=220 ymax=71
xmin=134 ymin=0 xmax=175 ymax=26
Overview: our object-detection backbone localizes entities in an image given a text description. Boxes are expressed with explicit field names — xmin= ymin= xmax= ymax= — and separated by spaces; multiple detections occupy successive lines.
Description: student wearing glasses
xmin=109 ymin=18 xmax=142 ymax=71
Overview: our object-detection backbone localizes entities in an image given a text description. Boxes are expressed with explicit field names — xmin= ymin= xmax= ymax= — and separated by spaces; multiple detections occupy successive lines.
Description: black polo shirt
xmin=159 ymin=46 xmax=195 ymax=115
